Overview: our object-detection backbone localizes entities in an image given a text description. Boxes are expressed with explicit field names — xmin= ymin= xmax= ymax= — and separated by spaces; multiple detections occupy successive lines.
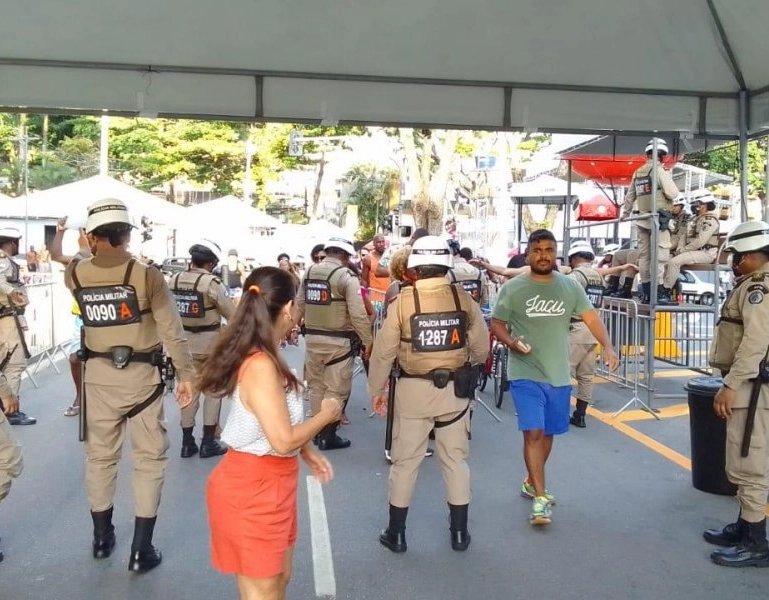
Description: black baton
xmin=78 ymin=327 xmax=87 ymax=442
xmin=385 ymin=364 xmax=399 ymax=453
xmin=741 ymin=376 xmax=763 ymax=458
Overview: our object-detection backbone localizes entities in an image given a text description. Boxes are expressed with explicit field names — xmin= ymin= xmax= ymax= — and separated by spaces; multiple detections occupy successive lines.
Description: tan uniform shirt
xmin=0 ymin=251 xmax=28 ymax=305
xmin=621 ymin=160 xmax=679 ymax=219
xmin=448 ymin=257 xmax=490 ymax=306
xmin=709 ymin=264 xmax=769 ymax=403
xmin=296 ymin=256 xmax=374 ymax=349
xmin=64 ymin=249 xmax=196 ymax=384
xmin=681 ymin=212 xmax=720 ymax=252
xmin=368 ymin=277 xmax=489 ymax=397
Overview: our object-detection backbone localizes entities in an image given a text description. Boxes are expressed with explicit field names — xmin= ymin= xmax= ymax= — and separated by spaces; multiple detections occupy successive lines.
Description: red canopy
xmin=565 ymin=154 xmax=679 ymax=186
xmin=576 ymin=194 xmax=619 ymax=222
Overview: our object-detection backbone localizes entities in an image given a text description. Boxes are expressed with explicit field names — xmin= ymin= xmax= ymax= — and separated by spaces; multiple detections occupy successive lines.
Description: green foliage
xmin=342 ymin=164 xmax=398 ymax=241
xmin=686 ymin=139 xmax=767 ymax=199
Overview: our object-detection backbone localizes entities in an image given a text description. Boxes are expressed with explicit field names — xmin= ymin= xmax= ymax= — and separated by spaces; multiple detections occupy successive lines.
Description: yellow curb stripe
xmin=615 ymin=403 xmax=690 ymax=422
xmin=577 ymin=399 xmax=769 ymax=516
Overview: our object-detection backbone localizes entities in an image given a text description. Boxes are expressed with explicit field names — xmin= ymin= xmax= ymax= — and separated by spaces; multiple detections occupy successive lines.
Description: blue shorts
xmin=509 ymin=380 xmax=572 ymax=435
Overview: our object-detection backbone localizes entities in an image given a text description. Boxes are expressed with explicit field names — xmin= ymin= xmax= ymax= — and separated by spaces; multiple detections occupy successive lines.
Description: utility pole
xmin=243 ymin=137 xmax=255 ymax=204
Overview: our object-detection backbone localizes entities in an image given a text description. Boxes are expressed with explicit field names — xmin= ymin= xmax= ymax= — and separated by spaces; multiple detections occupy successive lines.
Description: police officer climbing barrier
xmin=64 ymin=198 xmax=195 ymax=575
xmin=170 ymin=239 xmax=235 ymax=459
xmin=369 ymin=236 xmax=488 ymax=554
xmin=704 ymin=220 xmax=769 ymax=568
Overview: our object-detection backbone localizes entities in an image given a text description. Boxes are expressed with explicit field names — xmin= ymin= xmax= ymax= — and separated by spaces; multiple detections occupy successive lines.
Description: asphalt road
xmin=0 ymin=345 xmax=764 ymax=600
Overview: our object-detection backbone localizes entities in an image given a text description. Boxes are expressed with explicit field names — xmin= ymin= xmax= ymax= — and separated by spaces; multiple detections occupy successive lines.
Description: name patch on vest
xmin=173 ymin=290 xmax=206 ymax=318
xmin=584 ymin=284 xmax=604 ymax=309
xmin=459 ymin=280 xmax=481 ymax=303
xmin=410 ymin=311 xmax=467 ymax=352
xmin=305 ymin=279 xmax=332 ymax=305
xmin=634 ymin=175 xmax=652 ymax=196
xmin=75 ymin=285 xmax=141 ymax=327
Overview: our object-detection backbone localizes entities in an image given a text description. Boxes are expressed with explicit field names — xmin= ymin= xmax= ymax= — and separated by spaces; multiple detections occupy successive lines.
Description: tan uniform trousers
xmin=389 ymin=378 xmax=470 ymax=507
xmin=304 ymin=337 xmax=354 ymax=416
xmin=85 ymin=382 xmax=169 ymax=517
xmin=0 ymin=410 xmax=23 ymax=502
xmin=637 ymin=221 xmax=670 ymax=284
xmin=726 ymin=405 xmax=769 ymax=523
xmin=569 ymin=324 xmax=597 ymax=403
xmin=662 ymin=248 xmax=718 ymax=289
xmin=611 ymin=249 xmax=640 ymax=284
xmin=180 ymin=356 xmax=221 ymax=428
xmin=0 ymin=317 xmax=27 ymax=397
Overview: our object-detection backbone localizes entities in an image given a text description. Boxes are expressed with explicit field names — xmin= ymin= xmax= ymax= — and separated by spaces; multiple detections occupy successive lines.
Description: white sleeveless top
xmin=221 ymin=385 xmax=305 ymax=457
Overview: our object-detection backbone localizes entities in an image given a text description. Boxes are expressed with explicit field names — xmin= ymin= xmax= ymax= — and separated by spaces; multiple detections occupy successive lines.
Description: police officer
xmin=566 ymin=242 xmax=605 ymax=428
xmin=169 ymin=239 xmax=235 ymax=458
xmin=705 ymin=220 xmax=769 ymax=568
xmin=606 ymin=245 xmax=640 ymax=299
xmin=660 ymin=190 xmax=721 ymax=303
xmin=0 ymin=366 xmax=24 ymax=562
xmin=370 ymin=236 xmax=488 ymax=553
xmin=621 ymin=138 xmax=680 ymax=304
xmin=64 ymin=198 xmax=195 ymax=573
xmin=447 ymin=241 xmax=489 ymax=307
xmin=296 ymin=237 xmax=373 ymax=450
xmin=0 ymin=228 xmax=36 ymax=426
xmin=669 ymin=197 xmax=690 ymax=256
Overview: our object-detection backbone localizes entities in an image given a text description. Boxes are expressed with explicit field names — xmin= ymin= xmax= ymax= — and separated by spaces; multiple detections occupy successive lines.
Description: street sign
xmin=288 ymin=130 xmax=304 ymax=157
xmin=474 ymin=155 xmax=497 ymax=170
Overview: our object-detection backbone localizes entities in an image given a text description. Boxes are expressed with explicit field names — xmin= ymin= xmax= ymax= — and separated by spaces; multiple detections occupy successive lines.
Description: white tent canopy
xmin=0 ymin=1 xmax=768 ymax=139
xmin=8 ymin=176 xmax=184 ymax=225
xmin=185 ymin=196 xmax=282 ymax=230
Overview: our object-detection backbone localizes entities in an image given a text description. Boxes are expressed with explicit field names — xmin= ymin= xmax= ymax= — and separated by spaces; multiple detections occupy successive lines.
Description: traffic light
xmin=384 ymin=214 xmax=393 ymax=233
xmin=141 ymin=216 xmax=153 ymax=242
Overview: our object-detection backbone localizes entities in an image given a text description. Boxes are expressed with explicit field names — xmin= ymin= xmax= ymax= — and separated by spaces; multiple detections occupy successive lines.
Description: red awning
xmin=564 ymin=154 xmax=679 ymax=186
xmin=576 ymin=194 xmax=619 ymax=222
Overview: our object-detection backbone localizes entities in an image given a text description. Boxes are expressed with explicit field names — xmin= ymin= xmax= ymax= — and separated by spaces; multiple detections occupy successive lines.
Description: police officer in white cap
xmin=296 ymin=237 xmax=373 ymax=450
xmin=621 ymin=138 xmax=680 ymax=304
xmin=0 ymin=227 xmax=36 ymax=425
xmin=370 ymin=236 xmax=488 ymax=553
xmin=64 ymin=198 xmax=195 ymax=573
xmin=169 ymin=239 xmax=235 ymax=458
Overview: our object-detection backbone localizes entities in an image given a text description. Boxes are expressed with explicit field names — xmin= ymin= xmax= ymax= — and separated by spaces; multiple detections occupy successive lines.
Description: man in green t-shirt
xmin=491 ymin=229 xmax=619 ymax=526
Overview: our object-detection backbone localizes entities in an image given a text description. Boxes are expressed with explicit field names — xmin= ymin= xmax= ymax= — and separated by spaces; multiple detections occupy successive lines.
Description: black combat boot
xmin=704 ymin=514 xmax=748 ymax=547
xmin=180 ymin=427 xmax=198 ymax=458
xmin=91 ymin=507 xmax=116 ymax=559
xmin=604 ymin=275 xmax=620 ymax=296
xmin=128 ymin=517 xmax=162 ymax=573
xmin=569 ymin=400 xmax=588 ymax=428
xmin=656 ymin=286 xmax=677 ymax=306
xmin=317 ymin=422 xmax=351 ymax=451
xmin=611 ymin=278 xmax=634 ymax=299
xmin=6 ymin=411 xmax=36 ymax=426
xmin=448 ymin=504 xmax=471 ymax=551
xmin=711 ymin=519 xmax=769 ymax=568
xmin=199 ymin=425 xmax=228 ymax=459
xmin=638 ymin=282 xmax=650 ymax=304
xmin=379 ymin=505 xmax=408 ymax=553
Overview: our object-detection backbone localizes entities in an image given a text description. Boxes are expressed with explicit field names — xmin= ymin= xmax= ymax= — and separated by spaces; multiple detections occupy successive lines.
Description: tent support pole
xmin=738 ymin=90 xmax=749 ymax=222
xmin=765 ymin=136 xmax=769 ymax=222
xmin=564 ymin=160 xmax=572 ymax=258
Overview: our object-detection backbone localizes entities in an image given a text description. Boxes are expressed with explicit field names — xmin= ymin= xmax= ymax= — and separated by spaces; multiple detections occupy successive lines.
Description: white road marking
xmin=307 ymin=475 xmax=337 ymax=598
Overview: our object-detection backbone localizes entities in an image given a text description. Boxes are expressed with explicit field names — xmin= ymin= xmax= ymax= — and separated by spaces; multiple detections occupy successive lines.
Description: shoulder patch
xmin=747 ymin=283 xmax=766 ymax=305
xmin=751 ymin=272 xmax=769 ymax=282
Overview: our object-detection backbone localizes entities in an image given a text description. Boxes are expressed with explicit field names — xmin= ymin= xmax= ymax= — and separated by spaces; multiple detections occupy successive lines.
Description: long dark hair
xmin=198 ymin=267 xmax=300 ymax=398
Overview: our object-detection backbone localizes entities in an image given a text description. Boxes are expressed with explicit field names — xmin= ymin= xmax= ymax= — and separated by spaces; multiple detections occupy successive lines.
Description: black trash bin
xmin=685 ymin=376 xmax=738 ymax=496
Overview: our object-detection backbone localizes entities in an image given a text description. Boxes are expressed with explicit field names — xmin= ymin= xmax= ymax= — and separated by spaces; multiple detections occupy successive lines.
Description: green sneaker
xmin=530 ymin=496 xmax=553 ymax=526
xmin=520 ymin=479 xmax=556 ymax=505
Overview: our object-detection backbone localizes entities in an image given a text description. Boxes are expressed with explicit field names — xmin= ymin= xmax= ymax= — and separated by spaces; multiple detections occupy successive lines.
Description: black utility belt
xmin=183 ymin=323 xmax=221 ymax=333
xmin=400 ymin=369 xmax=456 ymax=385
xmin=399 ymin=363 xmax=480 ymax=400
xmin=80 ymin=346 xmax=164 ymax=370
xmin=302 ymin=327 xmax=356 ymax=339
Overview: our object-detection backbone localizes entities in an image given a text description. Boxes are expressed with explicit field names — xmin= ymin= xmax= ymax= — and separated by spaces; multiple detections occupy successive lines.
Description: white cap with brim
xmin=85 ymin=198 xmax=135 ymax=234
xmin=568 ymin=242 xmax=595 ymax=258
xmin=0 ymin=227 xmax=22 ymax=239
xmin=324 ymin=237 xmax=356 ymax=256
xmin=408 ymin=235 xmax=453 ymax=268
xmin=189 ymin=239 xmax=224 ymax=263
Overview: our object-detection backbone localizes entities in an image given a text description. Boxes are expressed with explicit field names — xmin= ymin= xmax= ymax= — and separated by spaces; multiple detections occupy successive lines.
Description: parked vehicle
xmin=677 ymin=269 xmax=726 ymax=305
xmin=160 ymin=256 xmax=190 ymax=276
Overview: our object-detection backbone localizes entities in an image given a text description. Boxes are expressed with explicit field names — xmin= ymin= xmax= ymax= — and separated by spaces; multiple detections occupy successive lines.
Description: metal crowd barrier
xmin=21 ymin=277 xmax=76 ymax=387
xmin=595 ymin=297 xmax=717 ymax=417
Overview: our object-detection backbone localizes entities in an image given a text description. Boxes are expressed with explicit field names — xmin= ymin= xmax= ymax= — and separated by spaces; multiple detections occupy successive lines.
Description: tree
xmin=341 ymin=164 xmax=398 ymax=241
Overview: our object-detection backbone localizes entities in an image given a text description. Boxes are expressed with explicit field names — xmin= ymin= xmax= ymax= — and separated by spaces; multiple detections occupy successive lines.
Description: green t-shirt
xmin=492 ymin=272 xmax=593 ymax=386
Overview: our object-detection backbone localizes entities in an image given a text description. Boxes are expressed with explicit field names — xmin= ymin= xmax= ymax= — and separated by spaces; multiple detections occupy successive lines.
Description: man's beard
xmin=530 ymin=261 xmax=556 ymax=275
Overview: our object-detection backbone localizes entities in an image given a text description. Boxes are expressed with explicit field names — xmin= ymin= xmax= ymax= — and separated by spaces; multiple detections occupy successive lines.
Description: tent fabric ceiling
xmin=1 ymin=0 xmax=768 ymax=136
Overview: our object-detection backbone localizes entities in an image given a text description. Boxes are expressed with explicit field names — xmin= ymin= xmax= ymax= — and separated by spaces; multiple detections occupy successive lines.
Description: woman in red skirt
xmin=198 ymin=266 xmax=342 ymax=600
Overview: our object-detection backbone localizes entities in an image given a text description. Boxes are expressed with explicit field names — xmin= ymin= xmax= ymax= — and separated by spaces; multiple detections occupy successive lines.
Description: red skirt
xmin=207 ymin=450 xmax=299 ymax=578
